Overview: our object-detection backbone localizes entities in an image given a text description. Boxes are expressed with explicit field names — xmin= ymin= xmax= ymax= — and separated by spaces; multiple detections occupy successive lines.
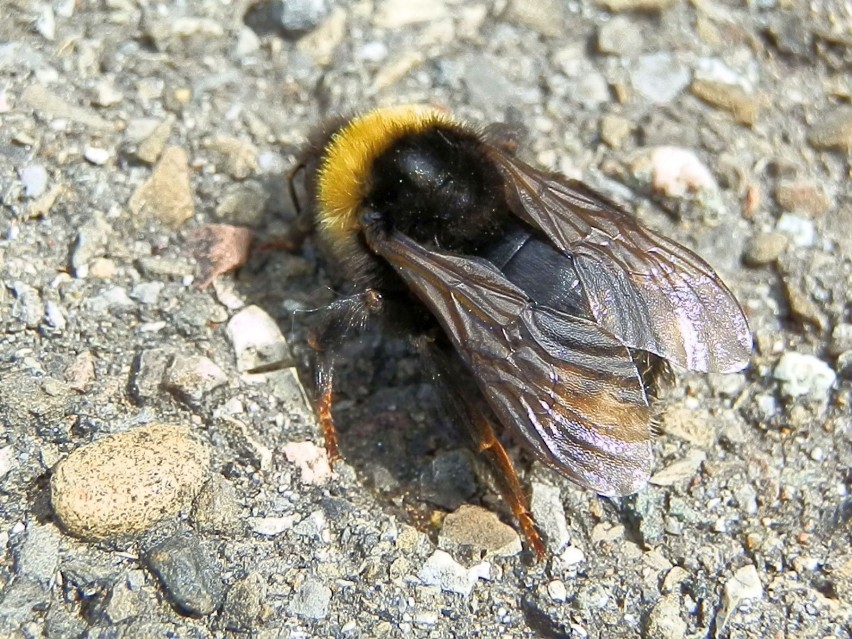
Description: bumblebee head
xmin=312 ymin=104 xmax=456 ymax=252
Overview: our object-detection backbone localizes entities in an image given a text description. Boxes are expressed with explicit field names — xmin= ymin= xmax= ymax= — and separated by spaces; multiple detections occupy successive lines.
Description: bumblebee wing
xmin=368 ymin=229 xmax=653 ymax=496
xmin=488 ymin=149 xmax=752 ymax=373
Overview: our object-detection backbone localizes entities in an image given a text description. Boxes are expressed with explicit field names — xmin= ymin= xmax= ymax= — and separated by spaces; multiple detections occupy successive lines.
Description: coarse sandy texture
xmin=0 ymin=1 xmax=850 ymax=638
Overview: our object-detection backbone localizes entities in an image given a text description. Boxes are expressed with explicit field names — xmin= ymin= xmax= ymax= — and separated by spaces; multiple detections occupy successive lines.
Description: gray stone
xmin=418 ymin=550 xmax=490 ymax=597
xmin=276 ymin=0 xmax=330 ymax=35
xmin=462 ymin=55 xmax=517 ymax=111
xmin=776 ymin=213 xmax=816 ymax=248
xmin=773 ymin=352 xmax=836 ymax=400
xmin=227 ymin=305 xmax=291 ymax=372
xmin=223 ymin=572 xmax=268 ymax=631
xmin=0 ymin=577 xmax=47 ymax=626
xmin=129 ymin=282 xmax=164 ymax=305
xmin=419 ymin=449 xmax=478 ymax=511
xmin=632 ymin=53 xmax=690 ymax=104
xmin=14 ymin=523 xmax=60 ymax=587
xmin=163 ymin=354 xmax=228 ymax=405
xmin=598 ymin=16 xmax=643 ymax=56
xmin=144 ymin=532 xmax=225 ymax=617
xmin=530 ymin=482 xmax=570 ymax=552
xmin=130 ymin=348 xmax=174 ymax=403
xmin=20 ymin=164 xmax=48 ymax=198
xmin=11 ymin=281 xmax=42 ymax=329
xmin=646 ymin=594 xmax=686 ymax=639
xmin=191 ymin=476 xmax=243 ymax=535
xmin=288 ymin=577 xmax=332 ymax=620
xmin=717 ymin=565 xmax=763 ymax=630
xmin=438 ymin=505 xmax=522 ymax=558
xmin=574 ymin=582 xmax=611 ymax=611
xmin=293 ymin=509 xmax=327 ymax=541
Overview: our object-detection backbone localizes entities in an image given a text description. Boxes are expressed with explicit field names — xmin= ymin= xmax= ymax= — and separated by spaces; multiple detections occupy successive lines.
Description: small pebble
xmin=547 ymin=580 xmax=567 ymax=602
xmin=223 ymin=572 xmax=268 ymax=631
xmin=807 ymin=107 xmax=852 ymax=151
xmin=288 ymin=577 xmax=332 ymax=620
xmin=35 ymin=5 xmax=56 ymax=40
xmin=775 ymin=213 xmax=815 ymax=248
xmin=646 ymin=594 xmax=687 ymax=639
xmin=282 ymin=441 xmax=332 ymax=485
xmin=529 ymin=482 xmax=570 ymax=552
xmin=293 ymin=509 xmax=327 ymax=541
xmin=214 ymin=182 xmax=267 ymax=226
xmin=632 ymin=53 xmax=690 ymax=104
xmin=277 ymin=0 xmax=330 ymax=34
xmin=357 ymin=41 xmax=388 ymax=63
xmin=249 ymin=515 xmax=297 ymax=536
xmin=296 ymin=7 xmax=347 ymax=66
xmin=418 ymin=550 xmax=490 ymax=597
xmin=373 ymin=0 xmax=447 ymax=28
xmin=0 ymin=446 xmax=14 ymax=480
xmin=128 ymin=146 xmax=194 ymax=228
xmin=661 ymin=566 xmax=689 ymax=593
xmin=129 ymin=281 xmax=164 ymax=305
xmin=43 ymin=300 xmax=66 ymax=331
xmin=829 ymin=324 xmax=852 ymax=356
xmin=22 ymin=84 xmax=112 ymax=131
xmin=636 ymin=146 xmax=717 ymax=198
xmin=690 ymin=80 xmax=760 ymax=126
xmin=574 ymin=583 xmax=611 ymax=611
xmin=20 ymin=164 xmax=48 ymax=198
xmin=558 ymin=545 xmax=586 ymax=567
xmin=227 ymin=305 xmax=291 ymax=372
xmin=135 ymin=116 xmax=175 ymax=164
xmin=438 ymin=505 xmax=522 ymax=558
xmin=83 ymin=147 xmax=110 ymax=165
xmin=204 ymin=136 xmax=259 ymax=180
xmin=50 ymin=423 xmax=211 ymax=541
xmin=743 ymin=232 xmax=788 ymax=266
xmin=597 ymin=16 xmax=643 ymax=56
xmin=772 ymin=352 xmax=836 ymax=400
xmin=163 ymin=355 xmax=228 ymax=405
xmin=775 ymin=180 xmax=831 ymax=216
xmin=14 ymin=522 xmax=61 ymax=587
xmin=191 ymin=476 xmax=243 ymax=535
xmin=717 ymin=564 xmax=763 ymax=630
xmin=599 ymin=114 xmax=633 ymax=148
xmin=504 ymin=0 xmax=565 ymax=38
xmin=144 ymin=532 xmax=225 ymax=617
xmin=650 ymin=449 xmax=707 ymax=486
xmin=92 ymin=81 xmax=123 ymax=107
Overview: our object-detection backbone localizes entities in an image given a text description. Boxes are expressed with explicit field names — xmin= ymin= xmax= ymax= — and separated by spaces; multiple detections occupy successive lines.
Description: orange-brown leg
xmin=306 ymin=290 xmax=384 ymax=465
xmin=313 ymin=357 xmax=341 ymax=464
xmin=468 ymin=407 xmax=546 ymax=559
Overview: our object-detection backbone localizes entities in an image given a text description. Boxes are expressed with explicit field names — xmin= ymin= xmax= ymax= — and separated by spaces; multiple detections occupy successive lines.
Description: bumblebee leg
xmin=307 ymin=289 xmax=385 ymax=463
xmin=415 ymin=338 xmax=545 ymax=558
xmin=312 ymin=351 xmax=340 ymax=463
xmin=467 ymin=408 xmax=546 ymax=559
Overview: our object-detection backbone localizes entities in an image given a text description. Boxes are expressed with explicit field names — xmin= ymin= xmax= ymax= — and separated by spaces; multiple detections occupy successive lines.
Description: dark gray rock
xmin=222 ymin=572 xmax=268 ymax=631
xmin=143 ymin=532 xmax=225 ymax=617
xmin=419 ymin=449 xmax=478 ymax=511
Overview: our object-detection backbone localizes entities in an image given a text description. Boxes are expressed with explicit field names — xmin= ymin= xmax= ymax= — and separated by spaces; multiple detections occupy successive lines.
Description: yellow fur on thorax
xmin=316 ymin=105 xmax=456 ymax=250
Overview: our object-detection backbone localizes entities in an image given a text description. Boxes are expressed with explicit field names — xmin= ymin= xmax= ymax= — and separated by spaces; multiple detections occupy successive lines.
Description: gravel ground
xmin=1 ymin=0 xmax=850 ymax=638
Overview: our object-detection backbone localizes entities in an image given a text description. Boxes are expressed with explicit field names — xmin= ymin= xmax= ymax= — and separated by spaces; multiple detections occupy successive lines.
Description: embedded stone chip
xmin=50 ymin=423 xmax=211 ymax=541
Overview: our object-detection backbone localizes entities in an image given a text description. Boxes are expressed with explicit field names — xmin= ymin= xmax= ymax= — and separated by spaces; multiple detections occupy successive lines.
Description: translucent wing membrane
xmin=367 ymin=229 xmax=653 ymax=496
xmin=488 ymin=149 xmax=752 ymax=374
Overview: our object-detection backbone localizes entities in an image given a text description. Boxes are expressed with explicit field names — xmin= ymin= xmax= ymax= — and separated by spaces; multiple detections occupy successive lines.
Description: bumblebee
xmin=290 ymin=105 xmax=752 ymax=556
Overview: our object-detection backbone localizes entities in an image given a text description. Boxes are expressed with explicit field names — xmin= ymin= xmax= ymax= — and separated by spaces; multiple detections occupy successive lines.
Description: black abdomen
xmin=485 ymin=226 xmax=591 ymax=319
